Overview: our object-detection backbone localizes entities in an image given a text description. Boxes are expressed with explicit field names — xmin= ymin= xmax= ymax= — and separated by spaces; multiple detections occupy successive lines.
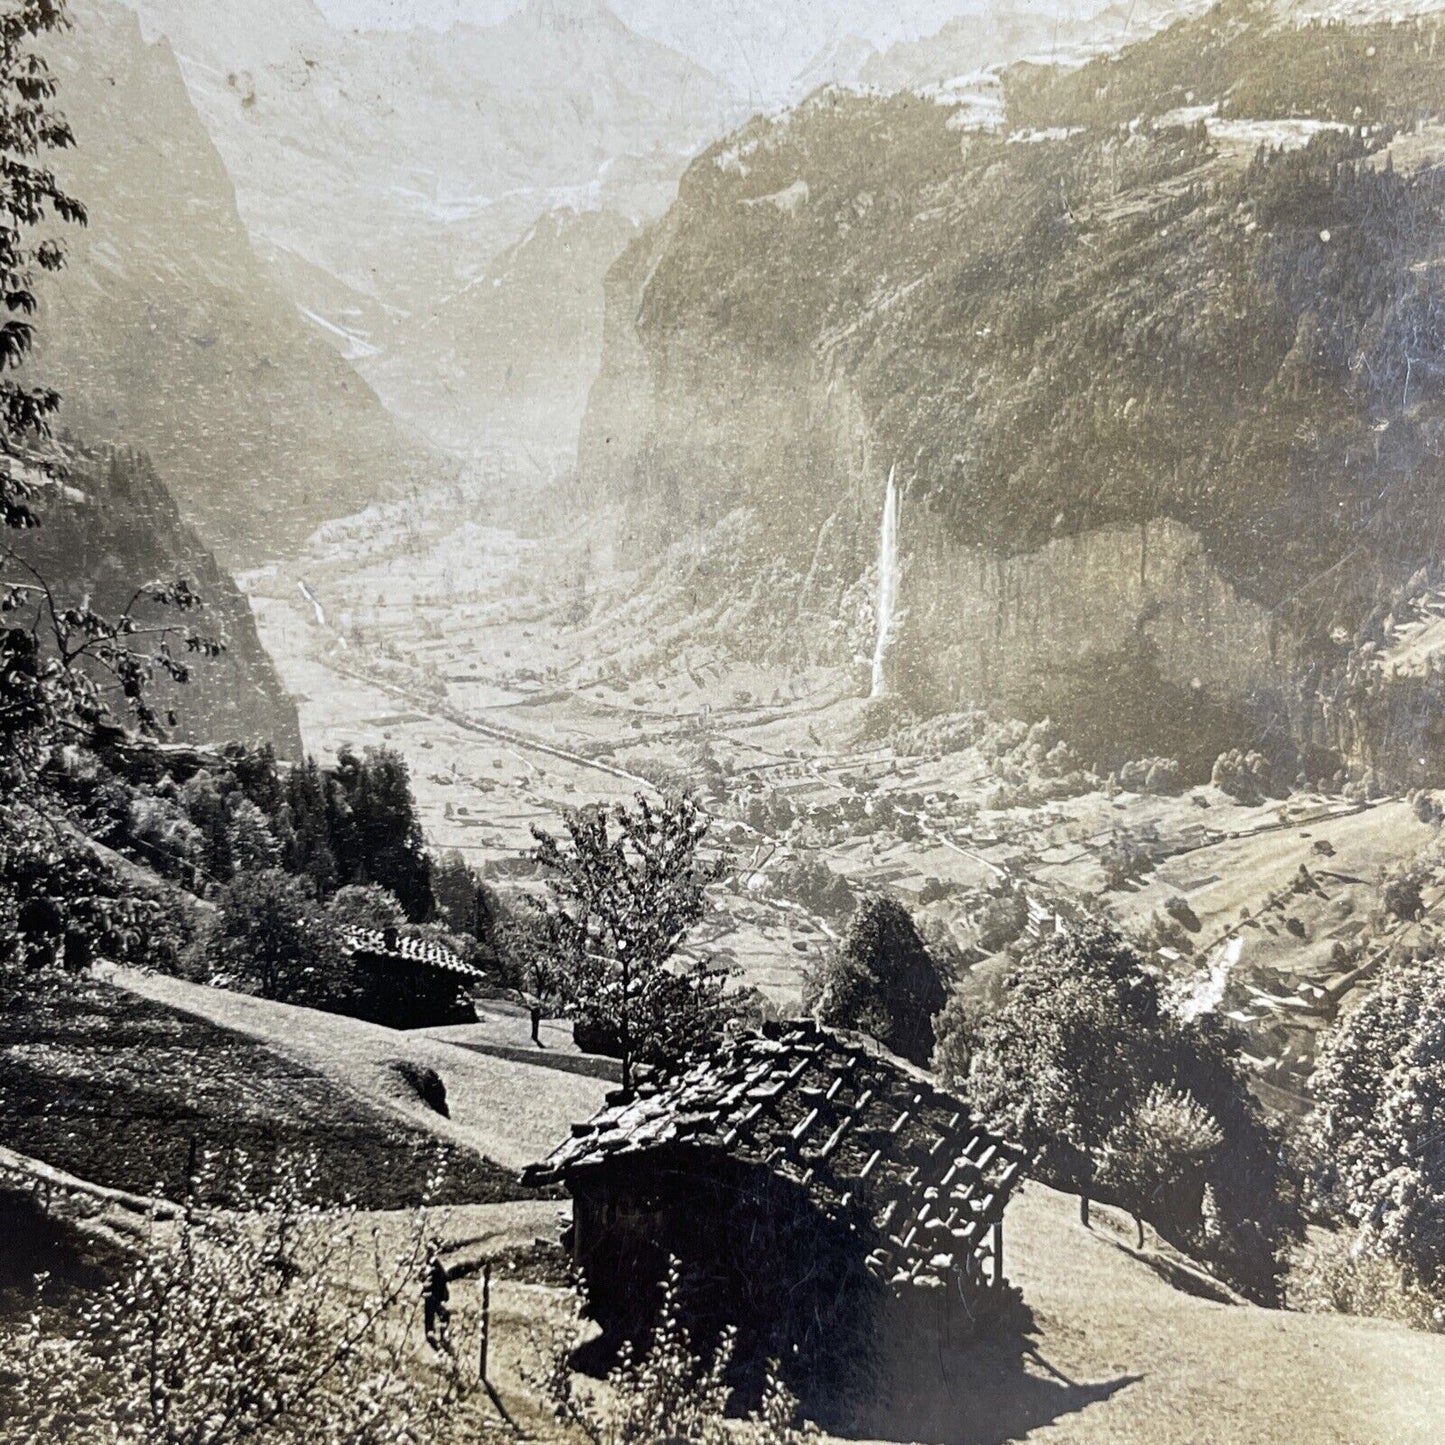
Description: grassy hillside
xmin=0 ymin=975 xmax=521 ymax=1208
xmin=888 ymin=1181 xmax=1445 ymax=1444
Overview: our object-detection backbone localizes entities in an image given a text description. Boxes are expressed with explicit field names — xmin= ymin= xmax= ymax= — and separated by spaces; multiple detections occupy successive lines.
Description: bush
xmin=530 ymin=1260 xmax=814 ymax=1444
xmin=936 ymin=920 xmax=1298 ymax=1299
xmin=1 ymin=1162 xmax=479 ymax=1445
xmin=1287 ymin=1231 xmax=1440 ymax=1331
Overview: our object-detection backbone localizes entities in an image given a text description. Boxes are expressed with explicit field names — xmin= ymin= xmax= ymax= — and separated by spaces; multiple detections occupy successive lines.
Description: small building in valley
xmin=338 ymin=925 xmax=485 ymax=1029
xmin=523 ymin=1019 xmax=1027 ymax=1409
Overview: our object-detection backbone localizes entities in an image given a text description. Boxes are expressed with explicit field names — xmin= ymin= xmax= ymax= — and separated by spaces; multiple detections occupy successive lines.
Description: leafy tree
xmin=0 ymin=0 xmax=86 ymax=527
xmin=805 ymin=893 xmax=947 ymax=1067
xmin=1098 ymin=1085 xmax=1223 ymax=1250
xmin=532 ymin=792 xmax=728 ymax=1091
xmin=325 ymin=883 xmax=406 ymax=932
xmin=206 ymin=869 xmax=344 ymax=1006
xmin=1309 ymin=952 xmax=1445 ymax=1305
xmin=1 ymin=1161 xmax=481 ymax=1445
xmin=935 ymin=920 xmax=1296 ymax=1297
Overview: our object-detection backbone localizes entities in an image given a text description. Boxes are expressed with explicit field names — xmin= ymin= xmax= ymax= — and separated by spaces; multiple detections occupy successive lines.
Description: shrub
xmin=530 ymin=1260 xmax=815 ymax=1444
xmin=1 ymin=1162 xmax=478 ymax=1445
xmin=1287 ymin=1231 xmax=1440 ymax=1331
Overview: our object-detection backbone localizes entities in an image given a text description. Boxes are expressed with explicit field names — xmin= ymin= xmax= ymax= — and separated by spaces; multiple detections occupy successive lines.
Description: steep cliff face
xmin=578 ymin=4 xmax=1445 ymax=769
xmin=15 ymin=450 xmax=301 ymax=755
xmin=28 ymin=0 xmax=434 ymax=563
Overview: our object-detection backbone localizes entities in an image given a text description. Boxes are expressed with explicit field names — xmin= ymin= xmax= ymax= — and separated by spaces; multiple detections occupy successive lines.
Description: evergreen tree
xmin=806 ymin=893 xmax=948 ymax=1067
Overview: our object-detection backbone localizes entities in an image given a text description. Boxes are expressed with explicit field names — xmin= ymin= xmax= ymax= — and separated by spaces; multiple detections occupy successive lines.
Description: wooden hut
xmin=338 ymin=925 xmax=485 ymax=1028
xmin=524 ymin=1020 xmax=1027 ymax=1404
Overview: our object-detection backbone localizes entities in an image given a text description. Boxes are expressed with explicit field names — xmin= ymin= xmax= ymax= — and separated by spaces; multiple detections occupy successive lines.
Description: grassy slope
xmin=0 ymin=975 xmax=525 ymax=1208
xmin=868 ymin=1183 xmax=1445 ymax=1445
xmin=108 ymin=965 xmax=610 ymax=1174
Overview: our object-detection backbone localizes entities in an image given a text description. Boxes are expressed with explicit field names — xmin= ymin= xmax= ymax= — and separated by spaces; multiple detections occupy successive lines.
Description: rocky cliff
xmin=28 ymin=0 xmax=435 ymax=563
xmin=578 ymin=2 xmax=1445 ymax=773
xmin=14 ymin=449 xmax=301 ymax=755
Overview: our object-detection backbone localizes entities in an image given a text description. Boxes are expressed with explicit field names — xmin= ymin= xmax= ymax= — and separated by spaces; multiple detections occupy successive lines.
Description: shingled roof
xmin=524 ymin=1019 xmax=1027 ymax=1293
xmin=339 ymin=926 xmax=488 ymax=982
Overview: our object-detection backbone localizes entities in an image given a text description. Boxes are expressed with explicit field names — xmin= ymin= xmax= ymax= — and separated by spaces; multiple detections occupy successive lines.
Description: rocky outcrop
xmin=17 ymin=450 xmax=300 ymax=755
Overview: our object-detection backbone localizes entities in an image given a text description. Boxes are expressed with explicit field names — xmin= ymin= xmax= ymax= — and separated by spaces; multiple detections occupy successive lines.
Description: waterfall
xmin=870 ymin=465 xmax=900 ymax=699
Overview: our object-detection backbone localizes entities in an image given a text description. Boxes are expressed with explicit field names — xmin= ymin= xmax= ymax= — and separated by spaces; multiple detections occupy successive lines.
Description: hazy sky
xmin=315 ymin=1 xmax=1095 ymax=100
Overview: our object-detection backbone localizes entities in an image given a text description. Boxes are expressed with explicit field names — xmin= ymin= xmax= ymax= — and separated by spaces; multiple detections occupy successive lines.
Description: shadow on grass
xmin=844 ymin=1304 xmax=1141 ymax=1445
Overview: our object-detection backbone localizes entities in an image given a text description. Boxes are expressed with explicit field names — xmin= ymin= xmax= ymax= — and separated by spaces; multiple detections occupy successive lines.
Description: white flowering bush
xmin=1 ymin=1156 xmax=478 ymax=1445
xmin=530 ymin=1261 xmax=814 ymax=1445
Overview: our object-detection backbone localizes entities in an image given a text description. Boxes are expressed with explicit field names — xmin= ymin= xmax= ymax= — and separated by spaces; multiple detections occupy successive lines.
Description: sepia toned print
xmin=2 ymin=0 xmax=1445 ymax=1439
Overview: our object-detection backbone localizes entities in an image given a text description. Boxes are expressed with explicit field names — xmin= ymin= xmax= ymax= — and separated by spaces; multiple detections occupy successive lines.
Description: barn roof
xmin=524 ymin=1019 xmax=1027 ymax=1292
xmin=339 ymin=926 xmax=488 ymax=982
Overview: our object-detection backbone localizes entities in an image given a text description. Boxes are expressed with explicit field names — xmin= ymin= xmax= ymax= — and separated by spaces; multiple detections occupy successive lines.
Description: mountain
xmin=15 ymin=449 xmax=301 ymax=754
xmin=118 ymin=0 xmax=740 ymax=452
xmin=858 ymin=2 xmax=1200 ymax=92
xmin=365 ymin=208 xmax=640 ymax=453
xmin=607 ymin=0 xmax=1021 ymax=104
xmin=794 ymin=35 xmax=879 ymax=94
xmin=29 ymin=0 xmax=433 ymax=563
xmin=578 ymin=1 xmax=1445 ymax=781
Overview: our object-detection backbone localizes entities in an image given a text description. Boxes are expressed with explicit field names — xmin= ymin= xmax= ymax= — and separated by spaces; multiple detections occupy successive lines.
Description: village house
xmin=338 ymin=925 xmax=486 ymax=1029
xmin=524 ymin=1019 xmax=1027 ymax=1409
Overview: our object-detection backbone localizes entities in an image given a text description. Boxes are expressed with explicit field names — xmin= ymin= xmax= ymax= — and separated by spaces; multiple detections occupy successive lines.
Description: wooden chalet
xmin=524 ymin=1019 xmax=1027 ymax=1405
xmin=338 ymin=925 xmax=486 ymax=1028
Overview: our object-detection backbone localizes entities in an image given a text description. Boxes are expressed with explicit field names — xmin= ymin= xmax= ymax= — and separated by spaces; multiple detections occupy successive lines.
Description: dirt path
xmin=104 ymin=966 xmax=608 ymax=1174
